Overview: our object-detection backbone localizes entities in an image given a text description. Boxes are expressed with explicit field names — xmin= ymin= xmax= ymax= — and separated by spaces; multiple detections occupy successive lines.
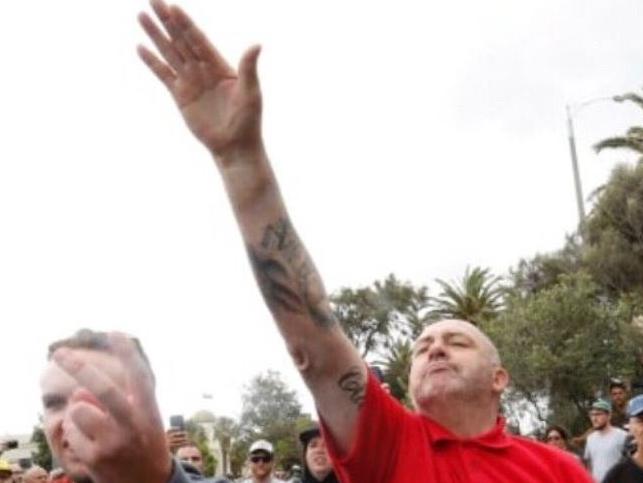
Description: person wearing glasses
xmin=242 ymin=441 xmax=284 ymax=483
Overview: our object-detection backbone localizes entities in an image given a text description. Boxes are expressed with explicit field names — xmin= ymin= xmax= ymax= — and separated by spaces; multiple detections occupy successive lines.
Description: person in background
xmin=583 ymin=399 xmax=628 ymax=481
xmin=298 ymin=427 xmax=337 ymax=483
xmin=608 ymin=379 xmax=630 ymax=429
xmin=22 ymin=466 xmax=47 ymax=483
xmin=288 ymin=465 xmax=302 ymax=483
xmin=176 ymin=444 xmax=206 ymax=480
xmin=8 ymin=465 xmax=22 ymax=483
xmin=603 ymin=394 xmax=643 ymax=483
xmin=240 ymin=440 xmax=284 ymax=483
xmin=545 ymin=425 xmax=581 ymax=460
xmin=0 ymin=460 xmax=13 ymax=483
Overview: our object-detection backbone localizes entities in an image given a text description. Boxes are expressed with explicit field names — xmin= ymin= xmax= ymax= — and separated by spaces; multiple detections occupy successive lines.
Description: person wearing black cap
xmin=298 ymin=428 xmax=338 ymax=483
xmin=603 ymin=394 xmax=643 ymax=482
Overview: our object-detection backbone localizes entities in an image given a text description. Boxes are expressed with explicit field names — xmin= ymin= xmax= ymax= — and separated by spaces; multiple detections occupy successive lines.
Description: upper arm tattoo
xmin=247 ymin=217 xmax=336 ymax=328
xmin=337 ymin=366 xmax=366 ymax=407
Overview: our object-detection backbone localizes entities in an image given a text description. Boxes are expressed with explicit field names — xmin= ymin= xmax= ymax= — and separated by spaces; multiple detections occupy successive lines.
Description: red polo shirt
xmin=322 ymin=372 xmax=592 ymax=483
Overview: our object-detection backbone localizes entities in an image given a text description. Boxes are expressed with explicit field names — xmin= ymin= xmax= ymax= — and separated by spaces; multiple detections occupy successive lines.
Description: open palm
xmin=138 ymin=0 xmax=262 ymax=160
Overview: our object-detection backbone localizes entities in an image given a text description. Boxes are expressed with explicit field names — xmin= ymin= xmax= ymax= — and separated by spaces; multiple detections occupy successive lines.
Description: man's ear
xmin=492 ymin=366 xmax=509 ymax=394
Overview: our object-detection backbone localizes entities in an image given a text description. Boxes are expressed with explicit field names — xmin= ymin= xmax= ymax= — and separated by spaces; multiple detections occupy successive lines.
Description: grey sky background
xmin=1 ymin=0 xmax=642 ymax=435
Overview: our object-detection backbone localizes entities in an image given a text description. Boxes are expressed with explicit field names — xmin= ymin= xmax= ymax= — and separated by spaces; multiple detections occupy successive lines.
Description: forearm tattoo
xmin=338 ymin=366 xmax=366 ymax=406
xmin=247 ymin=217 xmax=336 ymax=328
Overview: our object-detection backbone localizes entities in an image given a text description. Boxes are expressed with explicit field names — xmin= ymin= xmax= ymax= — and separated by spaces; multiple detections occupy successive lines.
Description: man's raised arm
xmin=138 ymin=0 xmax=365 ymax=453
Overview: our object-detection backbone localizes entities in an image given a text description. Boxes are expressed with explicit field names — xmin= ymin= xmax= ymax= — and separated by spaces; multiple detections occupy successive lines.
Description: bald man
xmin=22 ymin=466 xmax=47 ymax=483
xmin=138 ymin=1 xmax=593 ymax=482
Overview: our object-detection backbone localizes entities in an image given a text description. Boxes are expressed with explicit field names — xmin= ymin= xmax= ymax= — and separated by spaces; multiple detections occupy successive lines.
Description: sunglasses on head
xmin=250 ymin=455 xmax=273 ymax=464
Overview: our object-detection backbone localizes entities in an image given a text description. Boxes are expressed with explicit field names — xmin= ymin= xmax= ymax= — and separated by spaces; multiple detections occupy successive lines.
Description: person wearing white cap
xmin=0 ymin=460 xmax=12 ymax=483
xmin=603 ymin=394 xmax=643 ymax=483
xmin=241 ymin=440 xmax=284 ymax=483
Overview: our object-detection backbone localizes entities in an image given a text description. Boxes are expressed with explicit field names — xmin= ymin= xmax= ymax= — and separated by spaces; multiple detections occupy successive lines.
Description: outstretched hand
xmin=52 ymin=334 xmax=171 ymax=483
xmin=138 ymin=0 xmax=263 ymax=162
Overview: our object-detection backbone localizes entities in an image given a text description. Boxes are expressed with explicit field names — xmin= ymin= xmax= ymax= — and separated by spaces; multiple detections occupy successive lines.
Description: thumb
xmin=239 ymin=45 xmax=262 ymax=93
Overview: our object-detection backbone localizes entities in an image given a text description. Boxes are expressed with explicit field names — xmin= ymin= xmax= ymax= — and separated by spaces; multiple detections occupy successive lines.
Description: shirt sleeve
xmin=320 ymin=369 xmax=410 ymax=483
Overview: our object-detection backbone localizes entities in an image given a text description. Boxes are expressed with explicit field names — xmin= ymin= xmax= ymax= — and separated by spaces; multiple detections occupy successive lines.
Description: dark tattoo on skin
xmin=247 ymin=217 xmax=336 ymax=327
xmin=248 ymin=250 xmax=306 ymax=315
xmin=338 ymin=367 xmax=366 ymax=406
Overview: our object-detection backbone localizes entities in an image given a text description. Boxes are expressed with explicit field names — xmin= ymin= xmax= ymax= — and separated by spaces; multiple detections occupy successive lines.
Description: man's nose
xmin=427 ymin=339 xmax=447 ymax=360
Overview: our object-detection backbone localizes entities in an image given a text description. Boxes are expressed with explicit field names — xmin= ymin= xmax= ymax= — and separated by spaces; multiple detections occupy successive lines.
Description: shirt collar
xmin=423 ymin=415 xmax=513 ymax=450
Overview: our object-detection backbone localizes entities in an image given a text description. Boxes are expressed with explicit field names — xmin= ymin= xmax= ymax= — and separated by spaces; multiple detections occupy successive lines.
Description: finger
xmin=239 ymin=45 xmax=262 ymax=93
xmin=137 ymin=45 xmax=177 ymax=90
xmin=151 ymin=0 xmax=198 ymax=63
xmin=172 ymin=5 xmax=235 ymax=78
xmin=62 ymin=409 xmax=97 ymax=462
xmin=68 ymin=392 xmax=110 ymax=443
xmin=138 ymin=12 xmax=185 ymax=72
xmin=108 ymin=333 xmax=159 ymax=416
xmin=53 ymin=348 xmax=133 ymax=426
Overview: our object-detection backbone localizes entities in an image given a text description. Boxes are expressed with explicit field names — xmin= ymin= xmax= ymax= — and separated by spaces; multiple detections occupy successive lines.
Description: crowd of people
xmin=539 ymin=379 xmax=643 ymax=482
xmin=2 ymin=0 xmax=642 ymax=482
xmin=1 ymin=411 xmax=339 ymax=483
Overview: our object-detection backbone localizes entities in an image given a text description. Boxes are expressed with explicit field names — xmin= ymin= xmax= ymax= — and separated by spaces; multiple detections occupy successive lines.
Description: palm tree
xmin=594 ymin=91 xmax=643 ymax=161
xmin=430 ymin=266 xmax=504 ymax=325
xmin=377 ymin=339 xmax=413 ymax=405
xmin=213 ymin=416 xmax=238 ymax=477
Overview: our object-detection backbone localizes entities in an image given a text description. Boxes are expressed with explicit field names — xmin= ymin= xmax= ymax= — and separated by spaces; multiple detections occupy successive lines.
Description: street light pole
xmin=566 ymin=104 xmax=585 ymax=225
xmin=565 ymin=96 xmax=618 ymax=229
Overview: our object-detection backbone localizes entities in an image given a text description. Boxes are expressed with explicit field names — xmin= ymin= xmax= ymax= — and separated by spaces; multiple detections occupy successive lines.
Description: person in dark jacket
xmin=603 ymin=394 xmax=643 ymax=483
xmin=298 ymin=428 xmax=338 ymax=483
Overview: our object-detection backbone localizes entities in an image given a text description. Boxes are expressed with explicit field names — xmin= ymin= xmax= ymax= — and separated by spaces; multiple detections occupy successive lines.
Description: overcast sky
xmin=1 ymin=0 xmax=642 ymax=436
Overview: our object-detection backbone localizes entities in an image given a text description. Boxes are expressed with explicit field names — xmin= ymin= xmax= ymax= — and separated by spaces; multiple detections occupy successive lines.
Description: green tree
xmin=594 ymin=91 xmax=643 ymax=161
xmin=509 ymin=236 xmax=582 ymax=297
xmin=376 ymin=339 xmax=413 ymax=405
xmin=238 ymin=370 xmax=311 ymax=469
xmin=213 ymin=416 xmax=238 ymax=477
xmin=186 ymin=418 xmax=218 ymax=476
xmin=431 ymin=266 xmax=504 ymax=325
xmin=30 ymin=426 xmax=52 ymax=471
xmin=331 ymin=274 xmax=430 ymax=358
xmin=584 ymin=161 xmax=643 ymax=294
xmin=486 ymin=272 xmax=643 ymax=435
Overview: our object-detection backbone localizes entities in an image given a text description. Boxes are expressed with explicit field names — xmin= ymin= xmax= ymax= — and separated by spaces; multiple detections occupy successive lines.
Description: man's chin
xmin=413 ymin=383 xmax=459 ymax=408
xmin=69 ymin=476 xmax=94 ymax=483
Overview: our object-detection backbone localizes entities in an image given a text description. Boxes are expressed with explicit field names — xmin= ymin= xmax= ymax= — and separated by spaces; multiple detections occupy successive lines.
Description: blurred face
xmin=589 ymin=410 xmax=610 ymax=430
xmin=10 ymin=466 xmax=22 ymax=483
xmin=23 ymin=467 xmax=48 ymax=483
xmin=610 ymin=387 xmax=627 ymax=407
xmin=545 ymin=430 xmax=566 ymax=450
xmin=176 ymin=446 xmax=204 ymax=473
xmin=628 ymin=415 xmax=643 ymax=444
xmin=305 ymin=436 xmax=332 ymax=481
xmin=249 ymin=451 xmax=273 ymax=479
xmin=409 ymin=320 xmax=508 ymax=412
xmin=40 ymin=349 xmax=127 ymax=483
